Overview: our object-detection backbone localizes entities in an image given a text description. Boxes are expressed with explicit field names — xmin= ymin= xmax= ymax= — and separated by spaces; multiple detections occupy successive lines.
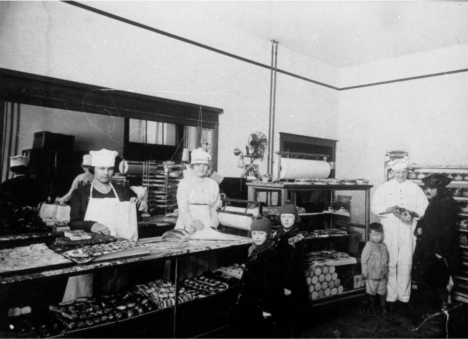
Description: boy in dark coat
xmin=232 ymin=215 xmax=282 ymax=338
xmin=274 ymin=200 xmax=308 ymax=337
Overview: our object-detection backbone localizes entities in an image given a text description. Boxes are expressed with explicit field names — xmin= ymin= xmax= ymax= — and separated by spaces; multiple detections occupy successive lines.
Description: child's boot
xmin=368 ymin=294 xmax=376 ymax=314
xmin=379 ymin=294 xmax=387 ymax=318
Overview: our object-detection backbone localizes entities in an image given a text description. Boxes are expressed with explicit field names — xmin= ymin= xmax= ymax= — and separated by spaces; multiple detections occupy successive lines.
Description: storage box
xmin=33 ymin=131 xmax=75 ymax=152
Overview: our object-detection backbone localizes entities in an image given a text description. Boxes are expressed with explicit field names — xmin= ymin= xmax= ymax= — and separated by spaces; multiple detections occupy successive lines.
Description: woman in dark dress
xmin=414 ymin=174 xmax=461 ymax=307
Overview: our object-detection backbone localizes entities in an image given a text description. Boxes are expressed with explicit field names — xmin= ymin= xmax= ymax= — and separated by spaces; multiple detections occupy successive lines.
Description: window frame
xmin=0 ymin=68 xmax=222 ymax=171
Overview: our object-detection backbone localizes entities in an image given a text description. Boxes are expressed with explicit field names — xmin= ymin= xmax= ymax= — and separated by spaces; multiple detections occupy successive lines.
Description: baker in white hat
xmin=169 ymin=148 xmax=220 ymax=277
xmin=371 ymin=158 xmax=428 ymax=312
xmin=0 ymin=155 xmax=44 ymax=208
xmin=57 ymin=154 xmax=95 ymax=205
xmin=63 ymin=149 xmax=140 ymax=302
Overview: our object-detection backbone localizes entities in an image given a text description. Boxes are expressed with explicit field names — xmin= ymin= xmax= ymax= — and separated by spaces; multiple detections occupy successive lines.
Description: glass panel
xmin=129 ymin=119 xmax=146 ymax=143
xmin=201 ymin=128 xmax=213 ymax=154
xmin=164 ymin=123 xmax=176 ymax=146
xmin=186 ymin=126 xmax=198 ymax=150
xmin=155 ymin=122 xmax=163 ymax=144
xmin=146 ymin=121 xmax=157 ymax=144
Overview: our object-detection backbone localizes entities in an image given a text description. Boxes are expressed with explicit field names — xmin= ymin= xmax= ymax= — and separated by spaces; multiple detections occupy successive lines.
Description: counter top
xmin=0 ymin=231 xmax=59 ymax=242
xmin=0 ymin=235 xmax=251 ymax=286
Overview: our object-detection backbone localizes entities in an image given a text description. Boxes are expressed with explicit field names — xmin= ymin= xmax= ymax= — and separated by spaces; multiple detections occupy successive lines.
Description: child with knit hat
xmin=232 ymin=215 xmax=282 ymax=338
xmin=274 ymin=200 xmax=308 ymax=337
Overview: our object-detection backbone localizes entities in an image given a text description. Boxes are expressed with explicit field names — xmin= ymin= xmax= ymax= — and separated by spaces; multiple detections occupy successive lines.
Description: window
xmin=0 ymin=68 xmax=222 ymax=171
xmin=129 ymin=119 xmax=176 ymax=146
xmin=185 ymin=126 xmax=214 ymax=155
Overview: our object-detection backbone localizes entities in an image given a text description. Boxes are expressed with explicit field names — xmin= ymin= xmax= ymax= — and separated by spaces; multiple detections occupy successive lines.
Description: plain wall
xmin=337 ymin=47 xmax=468 ymax=223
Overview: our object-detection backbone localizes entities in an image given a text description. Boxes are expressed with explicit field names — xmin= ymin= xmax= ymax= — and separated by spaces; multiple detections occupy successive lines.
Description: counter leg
xmin=173 ymin=257 xmax=179 ymax=338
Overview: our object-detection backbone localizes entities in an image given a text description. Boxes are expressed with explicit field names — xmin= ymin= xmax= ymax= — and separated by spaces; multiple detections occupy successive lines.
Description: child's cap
xmin=250 ymin=215 xmax=271 ymax=234
xmin=278 ymin=200 xmax=298 ymax=219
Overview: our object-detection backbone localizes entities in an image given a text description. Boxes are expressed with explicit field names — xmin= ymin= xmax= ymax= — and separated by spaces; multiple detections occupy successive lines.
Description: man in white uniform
xmin=371 ymin=159 xmax=428 ymax=312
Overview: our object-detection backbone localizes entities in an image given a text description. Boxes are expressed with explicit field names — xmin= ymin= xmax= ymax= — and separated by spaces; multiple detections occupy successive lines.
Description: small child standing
xmin=274 ymin=200 xmax=308 ymax=337
xmin=361 ymin=222 xmax=389 ymax=316
xmin=232 ymin=215 xmax=282 ymax=338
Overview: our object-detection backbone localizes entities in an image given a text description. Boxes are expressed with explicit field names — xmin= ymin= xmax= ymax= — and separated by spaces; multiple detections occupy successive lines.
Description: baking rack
xmin=143 ymin=161 xmax=184 ymax=216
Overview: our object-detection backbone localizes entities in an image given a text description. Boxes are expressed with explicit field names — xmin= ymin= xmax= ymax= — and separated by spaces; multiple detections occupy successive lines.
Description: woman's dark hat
xmin=422 ymin=173 xmax=452 ymax=188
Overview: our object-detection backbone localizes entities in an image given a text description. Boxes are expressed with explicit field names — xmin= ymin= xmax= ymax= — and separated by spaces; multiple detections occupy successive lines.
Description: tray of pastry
xmin=61 ymin=241 xmax=150 ymax=264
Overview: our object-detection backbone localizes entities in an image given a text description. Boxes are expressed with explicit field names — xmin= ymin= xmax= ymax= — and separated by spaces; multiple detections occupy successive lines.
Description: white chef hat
xmin=10 ymin=155 xmax=29 ymax=167
xmin=82 ymin=155 xmax=92 ymax=166
xmin=390 ymin=159 xmax=409 ymax=171
xmin=191 ymin=148 xmax=211 ymax=164
xmin=90 ymin=149 xmax=118 ymax=167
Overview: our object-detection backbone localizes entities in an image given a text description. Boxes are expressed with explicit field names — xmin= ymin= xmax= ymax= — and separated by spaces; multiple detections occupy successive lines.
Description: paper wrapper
xmin=273 ymin=158 xmax=331 ymax=180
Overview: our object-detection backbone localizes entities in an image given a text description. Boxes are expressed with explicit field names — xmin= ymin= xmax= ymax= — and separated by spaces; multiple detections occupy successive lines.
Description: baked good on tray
xmin=53 ymin=233 xmax=117 ymax=250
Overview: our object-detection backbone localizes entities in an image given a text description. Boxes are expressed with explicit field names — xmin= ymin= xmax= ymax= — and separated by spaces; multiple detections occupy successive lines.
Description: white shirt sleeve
xmin=371 ymin=182 xmax=391 ymax=217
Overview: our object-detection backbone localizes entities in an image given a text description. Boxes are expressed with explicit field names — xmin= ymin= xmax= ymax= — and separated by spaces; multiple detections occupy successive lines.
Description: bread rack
xmin=143 ymin=161 xmax=184 ymax=215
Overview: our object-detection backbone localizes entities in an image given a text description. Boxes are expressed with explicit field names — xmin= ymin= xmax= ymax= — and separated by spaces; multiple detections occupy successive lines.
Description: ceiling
xmin=182 ymin=1 xmax=468 ymax=68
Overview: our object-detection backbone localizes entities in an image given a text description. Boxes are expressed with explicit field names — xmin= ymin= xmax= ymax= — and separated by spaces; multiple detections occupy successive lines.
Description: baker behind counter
xmin=64 ymin=148 xmax=141 ymax=301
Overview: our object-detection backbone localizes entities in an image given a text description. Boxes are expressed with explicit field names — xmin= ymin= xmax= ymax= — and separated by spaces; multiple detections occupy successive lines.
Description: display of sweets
xmin=181 ymin=275 xmax=230 ymax=296
xmin=133 ymin=279 xmax=198 ymax=309
xmin=304 ymin=264 xmax=344 ymax=300
xmin=47 ymin=294 xmax=156 ymax=333
xmin=216 ymin=263 xmax=245 ymax=280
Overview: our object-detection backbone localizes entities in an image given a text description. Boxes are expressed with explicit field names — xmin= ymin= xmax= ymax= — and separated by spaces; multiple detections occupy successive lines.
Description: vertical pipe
xmin=267 ymin=42 xmax=275 ymax=174
xmin=269 ymin=41 xmax=279 ymax=175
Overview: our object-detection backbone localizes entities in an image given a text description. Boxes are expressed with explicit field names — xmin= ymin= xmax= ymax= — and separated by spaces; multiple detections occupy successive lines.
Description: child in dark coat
xmin=274 ymin=200 xmax=308 ymax=337
xmin=232 ymin=215 xmax=282 ymax=338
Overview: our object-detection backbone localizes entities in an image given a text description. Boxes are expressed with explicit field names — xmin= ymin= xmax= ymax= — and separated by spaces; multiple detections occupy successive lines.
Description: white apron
xmin=63 ymin=183 xmax=138 ymax=301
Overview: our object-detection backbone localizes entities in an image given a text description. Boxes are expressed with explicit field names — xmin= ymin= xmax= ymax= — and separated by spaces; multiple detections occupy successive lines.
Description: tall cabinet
xmin=247 ymin=182 xmax=372 ymax=306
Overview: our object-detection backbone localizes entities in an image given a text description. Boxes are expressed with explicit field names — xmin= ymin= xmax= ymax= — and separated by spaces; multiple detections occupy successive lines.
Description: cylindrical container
xmin=318 ymin=290 xmax=325 ymax=298
xmin=314 ymin=267 xmax=322 ymax=276
xmin=319 ymin=274 xmax=325 ymax=282
xmin=311 ymin=291 xmax=318 ymax=300
xmin=329 ymin=266 xmax=336 ymax=274
xmin=329 ymin=281 xmax=335 ymax=289
xmin=322 ymin=281 xmax=328 ymax=290
xmin=306 ymin=277 xmax=312 ymax=285
xmin=311 ymin=276 xmax=319 ymax=285
xmin=322 ymin=266 xmax=329 ymax=275
xmin=324 ymin=288 xmax=331 ymax=297
xmin=332 ymin=272 xmax=338 ymax=280
xmin=338 ymin=285 xmax=344 ymax=294
xmin=331 ymin=288 xmax=337 ymax=295
xmin=335 ymin=279 xmax=341 ymax=287
xmin=325 ymin=273 xmax=332 ymax=282
xmin=308 ymin=285 xmax=315 ymax=293
xmin=309 ymin=270 xmax=316 ymax=278
xmin=314 ymin=283 xmax=322 ymax=291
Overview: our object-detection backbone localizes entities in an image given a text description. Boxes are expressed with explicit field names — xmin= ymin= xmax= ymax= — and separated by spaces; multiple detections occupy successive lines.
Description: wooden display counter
xmin=0 ymin=235 xmax=250 ymax=338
